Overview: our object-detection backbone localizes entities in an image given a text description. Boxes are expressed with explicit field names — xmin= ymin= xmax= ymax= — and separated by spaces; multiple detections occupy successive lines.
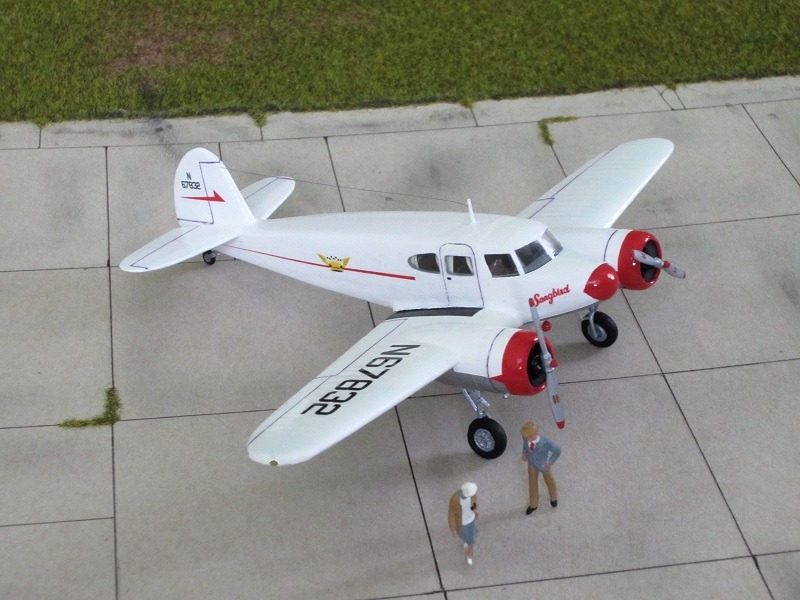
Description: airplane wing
xmin=518 ymin=138 xmax=674 ymax=228
xmin=247 ymin=318 xmax=458 ymax=466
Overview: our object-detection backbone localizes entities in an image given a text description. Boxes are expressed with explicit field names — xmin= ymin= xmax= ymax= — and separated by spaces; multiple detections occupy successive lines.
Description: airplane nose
xmin=584 ymin=263 xmax=619 ymax=301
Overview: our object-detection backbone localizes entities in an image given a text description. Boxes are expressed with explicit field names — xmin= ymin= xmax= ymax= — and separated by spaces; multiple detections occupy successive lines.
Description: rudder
xmin=174 ymin=148 xmax=255 ymax=227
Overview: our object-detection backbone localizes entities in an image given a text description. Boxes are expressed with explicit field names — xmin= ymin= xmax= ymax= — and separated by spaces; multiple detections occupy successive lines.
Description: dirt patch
xmin=106 ymin=7 xmax=238 ymax=72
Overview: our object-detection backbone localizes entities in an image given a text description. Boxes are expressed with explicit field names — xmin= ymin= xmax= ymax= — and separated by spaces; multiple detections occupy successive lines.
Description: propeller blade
xmin=546 ymin=370 xmax=564 ymax=428
xmin=528 ymin=298 xmax=565 ymax=428
xmin=662 ymin=261 xmax=686 ymax=279
xmin=633 ymin=249 xmax=686 ymax=279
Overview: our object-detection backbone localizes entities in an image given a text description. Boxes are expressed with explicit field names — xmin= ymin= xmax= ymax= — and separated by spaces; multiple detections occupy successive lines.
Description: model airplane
xmin=121 ymin=138 xmax=684 ymax=466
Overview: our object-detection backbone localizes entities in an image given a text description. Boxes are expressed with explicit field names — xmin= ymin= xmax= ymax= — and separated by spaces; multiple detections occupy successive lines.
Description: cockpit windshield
xmin=515 ymin=230 xmax=563 ymax=274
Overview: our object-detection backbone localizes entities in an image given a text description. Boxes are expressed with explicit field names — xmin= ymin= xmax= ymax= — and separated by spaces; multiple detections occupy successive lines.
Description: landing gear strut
xmin=462 ymin=390 xmax=507 ymax=459
xmin=580 ymin=303 xmax=618 ymax=348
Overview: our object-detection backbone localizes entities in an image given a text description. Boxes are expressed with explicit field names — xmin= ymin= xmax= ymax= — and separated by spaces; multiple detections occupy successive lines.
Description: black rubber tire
xmin=581 ymin=311 xmax=618 ymax=348
xmin=467 ymin=417 xmax=507 ymax=459
xmin=202 ymin=250 xmax=217 ymax=265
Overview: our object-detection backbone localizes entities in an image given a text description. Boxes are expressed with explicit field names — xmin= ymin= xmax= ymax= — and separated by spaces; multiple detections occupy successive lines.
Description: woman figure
xmin=448 ymin=482 xmax=478 ymax=565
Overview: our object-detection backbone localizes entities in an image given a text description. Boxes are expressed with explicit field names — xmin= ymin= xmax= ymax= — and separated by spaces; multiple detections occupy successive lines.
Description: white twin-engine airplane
xmin=121 ymin=138 xmax=684 ymax=466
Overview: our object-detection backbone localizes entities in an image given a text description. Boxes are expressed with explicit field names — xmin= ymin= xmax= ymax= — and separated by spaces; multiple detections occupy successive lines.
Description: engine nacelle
xmin=550 ymin=227 xmax=665 ymax=292
xmin=608 ymin=229 xmax=663 ymax=290
xmin=437 ymin=328 xmax=554 ymax=396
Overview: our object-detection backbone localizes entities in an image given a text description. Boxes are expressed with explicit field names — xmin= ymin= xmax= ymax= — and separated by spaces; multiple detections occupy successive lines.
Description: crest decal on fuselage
xmin=317 ymin=254 xmax=350 ymax=272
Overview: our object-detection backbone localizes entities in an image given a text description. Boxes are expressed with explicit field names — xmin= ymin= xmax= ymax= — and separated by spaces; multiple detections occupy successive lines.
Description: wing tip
xmin=119 ymin=260 xmax=149 ymax=273
xmin=619 ymin=137 xmax=674 ymax=155
xmin=248 ymin=435 xmax=304 ymax=467
xmin=247 ymin=445 xmax=281 ymax=466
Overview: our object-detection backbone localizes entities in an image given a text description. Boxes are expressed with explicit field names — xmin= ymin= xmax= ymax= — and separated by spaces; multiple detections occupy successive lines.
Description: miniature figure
xmin=520 ymin=421 xmax=560 ymax=515
xmin=448 ymin=482 xmax=478 ymax=565
xmin=120 ymin=140 xmax=685 ymax=466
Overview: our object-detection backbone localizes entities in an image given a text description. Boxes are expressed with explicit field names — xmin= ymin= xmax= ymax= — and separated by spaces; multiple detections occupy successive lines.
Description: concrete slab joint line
xmin=653 ymin=85 xmax=686 ymax=110
xmin=3 ymin=75 xmax=800 ymax=600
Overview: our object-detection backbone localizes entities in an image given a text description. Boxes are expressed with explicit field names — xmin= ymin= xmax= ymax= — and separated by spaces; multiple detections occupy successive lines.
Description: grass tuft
xmin=538 ymin=116 xmax=579 ymax=146
xmin=249 ymin=110 xmax=267 ymax=128
xmin=60 ymin=387 xmax=121 ymax=428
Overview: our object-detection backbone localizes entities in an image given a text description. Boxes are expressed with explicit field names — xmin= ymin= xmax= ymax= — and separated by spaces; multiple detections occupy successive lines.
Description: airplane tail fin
xmin=120 ymin=148 xmax=255 ymax=272
xmin=174 ymin=148 xmax=255 ymax=227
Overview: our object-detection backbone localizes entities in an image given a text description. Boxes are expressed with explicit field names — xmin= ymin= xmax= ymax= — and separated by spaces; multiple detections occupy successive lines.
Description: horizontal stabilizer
xmin=240 ymin=177 xmax=296 ymax=220
xmin=120 ymin=224 xmax=238 ymax=272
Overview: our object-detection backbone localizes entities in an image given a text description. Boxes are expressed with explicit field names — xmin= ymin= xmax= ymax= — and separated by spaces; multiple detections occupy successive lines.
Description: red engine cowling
xmin=614 ymin=230 xmax=663 ymax=290
xmin=489 ymin=330 xmax=555 ymax=396
xmin=435 ymin=327 xmax=556 ymax=396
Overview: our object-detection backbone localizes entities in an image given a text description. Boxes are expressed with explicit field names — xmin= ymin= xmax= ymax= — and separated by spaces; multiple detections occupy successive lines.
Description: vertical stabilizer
xmin=174 ymin=148 xmax=255 ymax=227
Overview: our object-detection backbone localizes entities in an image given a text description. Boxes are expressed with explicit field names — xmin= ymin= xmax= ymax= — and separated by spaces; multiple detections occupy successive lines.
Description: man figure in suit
xmin=520 ymin=421 xmax=561 ymax=515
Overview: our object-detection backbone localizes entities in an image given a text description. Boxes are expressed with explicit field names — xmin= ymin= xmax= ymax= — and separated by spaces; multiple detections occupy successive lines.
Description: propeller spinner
xmin=528 ymin=298 xmax=564 ymax=429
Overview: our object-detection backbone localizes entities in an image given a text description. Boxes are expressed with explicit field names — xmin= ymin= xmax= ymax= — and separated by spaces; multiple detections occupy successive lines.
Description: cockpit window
xmin=515 ymin=230 xmax=563 ymax=274
xmin=484 ymin=254 xmax=519 ymax=277
xmin=408 ymin=253 xmax=440 ymax=273
xmin=515 ymin=242 xmax=550 ymax=273
xmin=445 ymin=255 xmax=475 ymax=276
xmin=541 ymin=229 xmax=563 ymax=255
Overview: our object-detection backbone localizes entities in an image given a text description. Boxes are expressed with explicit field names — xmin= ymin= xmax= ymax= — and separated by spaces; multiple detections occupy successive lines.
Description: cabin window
xmin=445 ymin=255 xmax=475 ymax=276
xmin=484 ymin=254 xmax=519 ymax=277
xmin=408 ymin=253 xmax=440 ymax=273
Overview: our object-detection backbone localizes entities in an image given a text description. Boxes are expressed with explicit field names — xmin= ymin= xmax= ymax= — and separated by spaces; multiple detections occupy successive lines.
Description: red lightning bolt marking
xmin=182 ymin=190 xmax=225 ymax=202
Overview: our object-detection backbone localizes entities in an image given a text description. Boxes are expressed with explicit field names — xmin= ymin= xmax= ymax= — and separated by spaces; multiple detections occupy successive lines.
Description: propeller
xmin=633 ymin=249 xmax=686 ymax=279
xmin=528 ymin=298 xmax=564 ymax=429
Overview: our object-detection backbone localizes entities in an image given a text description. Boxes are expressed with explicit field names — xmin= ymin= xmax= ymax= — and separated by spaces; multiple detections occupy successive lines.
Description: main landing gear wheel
xmin=202 ymin=250 xmax=218 ymax=265
xmin=581 ymin=311 xmax=618 ymax=348
xmin=467 ymin=417 xmax=507 ymax=459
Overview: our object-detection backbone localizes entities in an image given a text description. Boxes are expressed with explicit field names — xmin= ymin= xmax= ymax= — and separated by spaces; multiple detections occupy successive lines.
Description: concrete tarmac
xmin=1 ymin=76 xmax=799 ymax=599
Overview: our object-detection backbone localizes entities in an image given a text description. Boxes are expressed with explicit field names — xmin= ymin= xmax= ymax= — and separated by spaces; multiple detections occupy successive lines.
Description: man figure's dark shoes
xmin=550 ymin=500 xmax=558 ymax=508
xmin=526 ymin=506 xmax=537 ymax=515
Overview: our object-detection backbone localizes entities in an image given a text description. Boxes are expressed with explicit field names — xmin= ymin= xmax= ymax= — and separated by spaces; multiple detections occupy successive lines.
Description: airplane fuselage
xmin=219 ymin=211 xmax=619 ymax=326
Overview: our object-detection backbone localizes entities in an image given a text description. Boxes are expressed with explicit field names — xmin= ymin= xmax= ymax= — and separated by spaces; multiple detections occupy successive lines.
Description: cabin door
xmin=438 ymin=243 xmax=484 ymax=308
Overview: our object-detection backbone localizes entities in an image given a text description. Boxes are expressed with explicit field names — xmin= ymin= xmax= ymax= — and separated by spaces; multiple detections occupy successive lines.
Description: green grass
xmin=60 ymin=387 xmax=121 ymax=428
xmin=1 ymin=1 xmax=799 ymax=123
xmin=539 ymin=116 xmax=579 ymax=145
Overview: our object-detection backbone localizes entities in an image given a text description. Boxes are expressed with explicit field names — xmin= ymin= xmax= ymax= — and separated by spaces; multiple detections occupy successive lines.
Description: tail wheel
xmin=202 ymin=250 xmax=217 ymax=265
xmin=467 ymin=417 xmax=507 ymax=459
xmin=581 ymin=311 xmax=618 ymax=348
